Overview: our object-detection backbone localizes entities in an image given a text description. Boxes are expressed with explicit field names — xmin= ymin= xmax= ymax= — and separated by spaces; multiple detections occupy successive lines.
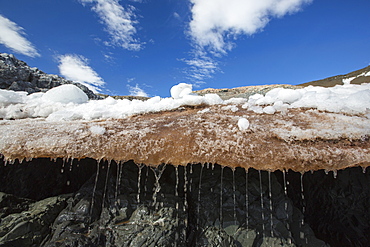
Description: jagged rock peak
xmin=0 ymin=53 xmax=100 ymax=100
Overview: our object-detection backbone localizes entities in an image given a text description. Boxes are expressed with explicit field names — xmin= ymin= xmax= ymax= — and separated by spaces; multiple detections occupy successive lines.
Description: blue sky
xmin=0 ymin=0 xmax=369 ymax=97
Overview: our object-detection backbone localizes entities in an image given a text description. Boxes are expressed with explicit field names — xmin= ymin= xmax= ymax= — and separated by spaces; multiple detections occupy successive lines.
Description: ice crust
xmin=0 ymin=83 xmax=369 ymax=121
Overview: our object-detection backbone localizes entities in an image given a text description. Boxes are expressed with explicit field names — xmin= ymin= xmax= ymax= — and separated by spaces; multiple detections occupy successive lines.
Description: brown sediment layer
xmin=0 ymin=106 xmax=369 ymax=172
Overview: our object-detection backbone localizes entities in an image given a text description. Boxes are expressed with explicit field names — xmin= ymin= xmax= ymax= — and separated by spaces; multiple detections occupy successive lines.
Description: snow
xmin=263 ymin=105 xmax=276 ymax=114
xmin=170 ymin=83 xmax=193 ymax=99
xmin=0 ymin=89 xmax=27 ymax=106
xmin=89 ymin=125 xmax=106 ymax=135
xmin=238 ymin=117 xmax=250 ymax=131
xmin=343 ymin=77 xmax=355 ymax=85
xmin=42 ymin=84 xmax=88 ymax=104
xmin=0 ymin=82 xmax=370 ymax=122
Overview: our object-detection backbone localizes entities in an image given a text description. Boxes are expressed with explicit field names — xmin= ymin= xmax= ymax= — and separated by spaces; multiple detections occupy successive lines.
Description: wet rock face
xmin=0 ymin=159 xmax=369 ymax=247
xmin=0 ymin=53 xmax=100 ymax=99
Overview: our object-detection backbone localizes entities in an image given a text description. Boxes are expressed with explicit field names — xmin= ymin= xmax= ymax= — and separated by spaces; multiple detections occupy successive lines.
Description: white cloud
xmin=0 ymin=15 xmax=40 ymax=57
xmin=189 ymin=0 xmax=312 ymax=53
xmin=58 ymin=54 xmax=105 ymax=93
xmin=79 ymin=0 xmax=143 ymax=51
xmin=128 ymin=83 xmax=149 ymax=97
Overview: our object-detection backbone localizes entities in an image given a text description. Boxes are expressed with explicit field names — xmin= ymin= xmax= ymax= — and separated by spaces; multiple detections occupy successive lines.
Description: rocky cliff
xmin=0 ymin=53 xmax=100 ymax=100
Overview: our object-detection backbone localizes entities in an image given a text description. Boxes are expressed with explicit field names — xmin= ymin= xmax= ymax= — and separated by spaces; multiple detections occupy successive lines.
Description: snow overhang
xmin=1 ymin=106 xmax=369 ymax=173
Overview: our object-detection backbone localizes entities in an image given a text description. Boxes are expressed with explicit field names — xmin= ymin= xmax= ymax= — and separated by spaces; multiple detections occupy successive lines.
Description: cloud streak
xmin=128 ymin=83 xmax=149 ymax=97
xmin=189 ymin=0 xmax=313 ymax=53
xmin=182 ymin=51 xmax=219 ymax=85
xmin=0 ymin=15 xmax=40 ymax=57
xmin=80 ymin=0 xmax=143 ymax=51
xmin=58 ymin=54 xmax=105 ymax=93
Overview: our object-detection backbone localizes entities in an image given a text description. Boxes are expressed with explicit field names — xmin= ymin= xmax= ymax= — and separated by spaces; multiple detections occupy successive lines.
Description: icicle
xmin=268 ymin=171 xmax=274 ymax=237
xmin=189 ymin=164 xmax=193 ymax=192
xmin=115 ymin=161 xmax=121 ymax=204
xmin=220 ymin=166 xmax=224 ymax=229
xmin=232 ymin=168 xmax=237 ymax=226
xmin=300 ymin=172 xmax=305 ymax=219
xmin=175 ymin=166 xmax=179 ymax=197
xmin=118 ymin=161 xmax=124 ymax=205
xmin=174 ymin=166 xmax=180 ymax=246
xmin=61 ymin=158 xmax=66 ymax=174
xmin=151 ymin=164 xmax=166 ymax=209
xmin=258 ymin=170 xmax=265 ymax=237
xmin=183 ymin=166 xmax=188 ymax=240
xmin=324 ymin=169 xmax=329 ymax=175
xmin=137 ymin=164 xmax=144 ymax=204
xmin=90 ymin=159 xmax=101 ymax=216
xmin=245 ymin=168 xmax=249 ymax=233
xmin=101 ymin=161 xmax=111 ymax=210
xmin=332 ymin=170 xmax=337 ymax=179
xmin=282 ymin=169 xmax=292 ymax=244
xmin=363 ymin=166 xmax=367 ymax=174
xmin=300 ymin=172 xmax=306 ymax=243
xmin=197 ymin=163 xmax=204 ymax=230
xmin=69 ymin=158 xmax=74 ymax=172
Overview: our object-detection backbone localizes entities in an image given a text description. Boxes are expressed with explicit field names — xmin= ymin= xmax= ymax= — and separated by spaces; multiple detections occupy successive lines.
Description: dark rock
xmin=0 ymin=53 xmax=101 ymax=100
xmin=0 ymin=159 xmax=369 ymax=246
xmin=0 ymin=194 xmax=68 ymax=246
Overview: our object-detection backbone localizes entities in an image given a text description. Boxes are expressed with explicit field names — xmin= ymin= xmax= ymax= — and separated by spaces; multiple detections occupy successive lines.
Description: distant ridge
xmin=299 ymin=65 xmax=370 ymax=87
xmin=0 ymin=53 xmax=100 ymax=100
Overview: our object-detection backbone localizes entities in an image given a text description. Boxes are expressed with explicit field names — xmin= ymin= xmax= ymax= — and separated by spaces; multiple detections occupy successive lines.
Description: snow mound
xmin=170 ymin=83 xmax=193 ymax=99
xmin=43 ymin=84 xmax=88 ymax=104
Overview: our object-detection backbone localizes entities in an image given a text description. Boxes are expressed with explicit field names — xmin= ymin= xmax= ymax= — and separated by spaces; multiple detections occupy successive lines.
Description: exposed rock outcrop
xmin=0 ymin=53 xmax=100 ymax=100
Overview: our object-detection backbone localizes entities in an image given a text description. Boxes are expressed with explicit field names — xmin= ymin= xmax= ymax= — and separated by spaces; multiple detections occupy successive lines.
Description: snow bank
xmin=0 ymin=83 xmax=369 ymax=121
xmin=0 ymin=83 xmax=223 ymax=121
xmin=243 ymin=83 xmax=370 ymax=115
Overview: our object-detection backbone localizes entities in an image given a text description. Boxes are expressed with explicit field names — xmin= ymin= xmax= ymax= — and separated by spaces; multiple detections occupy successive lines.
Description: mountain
xmin=0 ymin=53 xmax=100 ymax=100
xmin=299 ymin=65 xmax=370 ymax=87
xmin=195 ymin=65 xmax=370 ymax=100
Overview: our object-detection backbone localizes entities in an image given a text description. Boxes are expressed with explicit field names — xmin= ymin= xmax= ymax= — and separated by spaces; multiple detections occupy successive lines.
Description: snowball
xmin=89 ymin=125 xmax=106 ymax=135
xmin=43 ymin=84 xmax=88 ymax=104
xmin=238 ymin=117 xmax=250 ymax=131
xmin=263 ymin=105 xmax=276 ymax=114
xmin=170 ymin=83 xmax=193 ymax=99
